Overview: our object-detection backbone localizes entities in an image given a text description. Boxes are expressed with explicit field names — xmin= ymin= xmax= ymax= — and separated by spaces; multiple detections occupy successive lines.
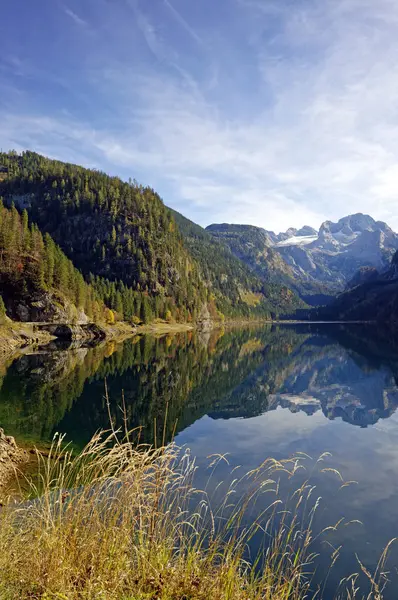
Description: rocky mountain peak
xmin=296 ymin=225 xmax=317 ymax=237
xmin=270 ymin=213 xmax=398 ymax=293
xmin=336 ymin=213 xmax=376 ymax=233
xmin=285 ymin=227 xmax=298 ymax=237
xmin=388 ymin=250 xmax=398 ymax=279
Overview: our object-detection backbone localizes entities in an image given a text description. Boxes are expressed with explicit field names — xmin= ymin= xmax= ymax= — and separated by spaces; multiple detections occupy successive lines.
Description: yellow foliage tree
xmin=105 ymin=308 xmax=115 ymax=324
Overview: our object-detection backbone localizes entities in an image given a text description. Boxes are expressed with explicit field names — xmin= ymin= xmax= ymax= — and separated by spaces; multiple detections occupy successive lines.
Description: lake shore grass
xmin=0 ymin=431 xmax=392 ymax=600
xmin=136 ymin=321 xmax=195 ymax=335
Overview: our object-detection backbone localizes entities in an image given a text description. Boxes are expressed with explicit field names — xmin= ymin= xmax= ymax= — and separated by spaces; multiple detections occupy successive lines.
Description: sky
xmin=1 ymin=0 xmax=398 ymax=232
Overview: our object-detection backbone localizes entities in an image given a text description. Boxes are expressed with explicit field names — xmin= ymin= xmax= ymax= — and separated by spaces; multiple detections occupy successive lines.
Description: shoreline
xmin=136 ymin=322 xmax=195 ymax=335
xmin=0 ymin=429 xmax=31 ymax=499
xmin=0 ymin=317 xmax=374 ymax=364
xmin=0 ymin=322 xmax=55 ymax=359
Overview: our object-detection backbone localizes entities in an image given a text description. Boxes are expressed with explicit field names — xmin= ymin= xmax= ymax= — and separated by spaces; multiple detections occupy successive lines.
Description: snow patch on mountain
xmin=275 ymin=235 xmax=318 ymax=247
xmin=269 ymin=213 xmax=398 ymax=291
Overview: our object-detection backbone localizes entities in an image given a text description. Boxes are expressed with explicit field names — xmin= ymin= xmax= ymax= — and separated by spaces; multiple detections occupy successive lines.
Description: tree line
xmin=0 ymin=150 xmax=303 ymax=323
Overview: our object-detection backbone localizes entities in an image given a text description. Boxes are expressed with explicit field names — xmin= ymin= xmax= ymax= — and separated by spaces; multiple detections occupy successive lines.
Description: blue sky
xmin=1 ymin=0 xmax=398 ymax=232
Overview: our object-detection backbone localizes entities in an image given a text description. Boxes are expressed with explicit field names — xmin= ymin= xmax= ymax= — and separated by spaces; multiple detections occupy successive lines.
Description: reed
xmin=0 ymin=431 xmax=393 ymax=600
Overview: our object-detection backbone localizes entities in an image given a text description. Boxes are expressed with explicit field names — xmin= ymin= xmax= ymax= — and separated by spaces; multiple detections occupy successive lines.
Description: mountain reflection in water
xmin=1 ymin=323 xmax=398 ymax=445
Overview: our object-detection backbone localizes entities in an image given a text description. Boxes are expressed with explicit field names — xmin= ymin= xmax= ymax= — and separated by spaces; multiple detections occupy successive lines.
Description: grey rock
xmin=296 ymin=225 xmax=317 ymax=237
xmin=271 ymin=213 xmax=398 ymax=292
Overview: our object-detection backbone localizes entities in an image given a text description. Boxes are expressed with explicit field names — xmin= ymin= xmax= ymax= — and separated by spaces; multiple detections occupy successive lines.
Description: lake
xmin=1 ymin=323 xmax=398 ymax=598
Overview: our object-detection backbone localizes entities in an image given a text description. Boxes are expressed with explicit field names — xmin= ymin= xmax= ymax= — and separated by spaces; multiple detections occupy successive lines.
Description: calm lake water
xmin=1 ymin=323 xmax=398 ymax=597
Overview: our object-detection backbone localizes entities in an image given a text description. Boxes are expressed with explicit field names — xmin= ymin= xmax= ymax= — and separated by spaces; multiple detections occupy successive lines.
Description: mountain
xmin=173 ymin=215 xmax=305 ymax=316
xmin=0 ymin=150 xmax=302 ymax=324
xmin=270 ymin=213 xmax=398 ymax=291
xmin=207 ymin=214 xmax=398 ymax=304
xmin=315 ymin=251 xmax=398 ymax=323
xmin=206 ymin=223 xmax=335 ymax=305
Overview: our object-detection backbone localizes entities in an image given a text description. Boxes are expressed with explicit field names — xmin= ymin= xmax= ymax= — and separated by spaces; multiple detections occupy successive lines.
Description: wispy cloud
xmin=163 ymin=0 xmax=204 ymax=47
xmin=2 ymin=0 xmax=398 ymax=232
xmin=132 ymin=4 xmax=166 ymax=63
xmin=63 ymin=6 xmax=88 ymax=28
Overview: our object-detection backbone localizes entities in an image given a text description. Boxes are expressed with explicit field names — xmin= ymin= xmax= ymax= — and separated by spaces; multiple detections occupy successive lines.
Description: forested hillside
xmin=0 ymin=151 xmax=302 ymax=323
xmin=171 ymin=211 xmax=305 ymax=316
xmin=0 ymin=150 xmax=207 ymax=322
xmin=206 ymin=223 xmax=333 ymax=305
xmin=0 ymin=202 xmax=107 ymax=323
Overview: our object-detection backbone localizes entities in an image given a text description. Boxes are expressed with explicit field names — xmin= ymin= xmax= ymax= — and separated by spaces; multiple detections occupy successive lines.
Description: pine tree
xmin=115 ymin=291 xmax=123 ymax=318
xmin=0 ymin=294 xmax=6 ymax=323
xmin=44 ymin=233 xmax=55 ymax=288
xmin=22 ymin=209 xmax=29 ymax=241
xmin=140 ymin=296 xmax=152 ymax=324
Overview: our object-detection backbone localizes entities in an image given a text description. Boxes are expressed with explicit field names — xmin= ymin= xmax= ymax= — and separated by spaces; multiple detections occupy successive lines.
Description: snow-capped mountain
xmin=268 ymin=213 xmax=398 ymax=290
xmin=206 ymin=214 xmax=398 ymax=303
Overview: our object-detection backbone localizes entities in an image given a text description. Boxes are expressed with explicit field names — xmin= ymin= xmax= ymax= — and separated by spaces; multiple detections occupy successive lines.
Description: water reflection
xmin=2 ymin=324 xmax=398 ymax=597
xmin=1 ymin=325 xmax=398 ymax=445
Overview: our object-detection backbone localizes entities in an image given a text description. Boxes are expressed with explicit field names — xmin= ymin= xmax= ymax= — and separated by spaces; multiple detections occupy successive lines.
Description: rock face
xmin=36 ymin=323 xmax=107 ymax=341
xmin=0 ymin=428 xmax=28 ymax=493
xmin=317 ymin=250 xmax=398 ymax=323
xmin=205 ymin=223 xmax=293 ymax=279
xmin=205 ymin=224 xmax=337 ymax=306
xmin=346 ymin=267 xmax=380 ymax=290
xmin=4 ymin=289 xmax=90 ymax=324
xmin=270 ymin=213 xmax=398 ymax=292
xmin=197 ymin=303 xmax=215 ymax=331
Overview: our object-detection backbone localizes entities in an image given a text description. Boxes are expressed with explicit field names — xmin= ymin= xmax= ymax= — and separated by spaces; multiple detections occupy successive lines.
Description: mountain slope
xmin=0 ymin=150 xmax=302 ymax=321
xmin=0 ymin=201 xmax=107 ymax=323
xmin=315 ymin=251 xmax=398 ymax=323
xmin=171 ymin=211 xmax=306 ymax=316
xmin=0 ymin=151 xmax=208 ymax=319
xmin=206 ymin=223 xmax=333 ymax=306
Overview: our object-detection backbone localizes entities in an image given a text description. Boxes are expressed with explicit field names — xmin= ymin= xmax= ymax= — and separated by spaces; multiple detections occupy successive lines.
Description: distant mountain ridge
xmin=269 ymin=213 xmax=398 ymax=290
xmin=206 ymin=213 xmax=398 ymax=303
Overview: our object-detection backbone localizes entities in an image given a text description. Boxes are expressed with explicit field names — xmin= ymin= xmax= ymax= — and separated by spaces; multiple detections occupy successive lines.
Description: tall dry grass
xmin=0 ymin=431 xmax=394 ymax=600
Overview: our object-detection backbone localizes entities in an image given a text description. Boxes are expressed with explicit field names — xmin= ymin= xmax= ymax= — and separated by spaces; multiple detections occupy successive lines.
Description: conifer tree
xmin=0 ymin=294 xmax=6 ymax=323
